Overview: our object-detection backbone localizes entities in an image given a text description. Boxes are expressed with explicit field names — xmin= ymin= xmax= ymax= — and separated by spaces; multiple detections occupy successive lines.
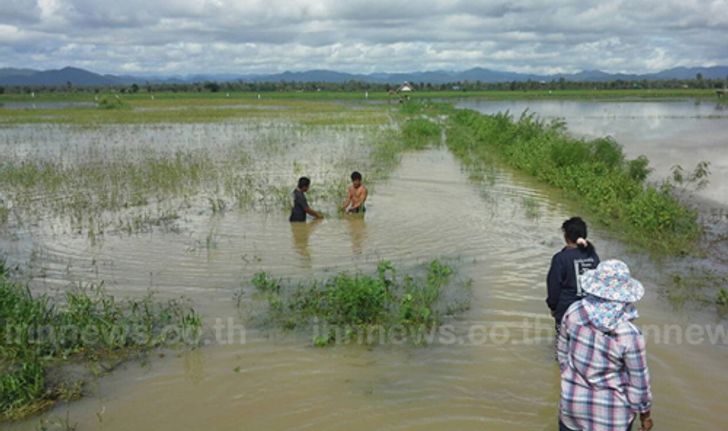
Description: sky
xmin=1 ymin=0 xmax=727 ymax=75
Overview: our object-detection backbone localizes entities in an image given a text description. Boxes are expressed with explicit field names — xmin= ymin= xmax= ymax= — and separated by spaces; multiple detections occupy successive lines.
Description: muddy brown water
xmin=4 ymin=139 xmax=727 ymax=430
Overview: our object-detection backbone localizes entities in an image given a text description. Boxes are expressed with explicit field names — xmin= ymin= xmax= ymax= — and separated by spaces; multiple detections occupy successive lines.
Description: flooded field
xmin=2 ymin=101 xmax=727 ymax=430
xmin=455 ymin=99 xmax=728 ymax=206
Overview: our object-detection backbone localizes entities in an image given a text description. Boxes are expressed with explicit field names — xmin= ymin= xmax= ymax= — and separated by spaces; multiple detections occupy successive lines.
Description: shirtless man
xmin=341 ymin=171 xmax=368 ymax=214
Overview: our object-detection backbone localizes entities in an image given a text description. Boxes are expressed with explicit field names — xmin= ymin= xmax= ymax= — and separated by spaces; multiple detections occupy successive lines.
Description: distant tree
xmin=0 ymin=86 xmax=4 ymax=95
xmin=204 ymin=82 xmax=221 ymax=92
xmin=130 ymin=83 xmax=140 ymax=93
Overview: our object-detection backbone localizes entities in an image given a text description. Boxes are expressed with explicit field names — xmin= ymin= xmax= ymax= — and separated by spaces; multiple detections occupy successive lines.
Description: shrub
xmin=248 ymin=260 xmax=469 ymax=345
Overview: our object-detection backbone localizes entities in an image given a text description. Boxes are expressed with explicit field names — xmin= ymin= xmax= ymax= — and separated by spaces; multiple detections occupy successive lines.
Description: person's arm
xmin=341 ymin=188 xmax=352 ymax=211
xmin=546 ymin=254 xmax=563 ymax=314
xmin=305 ymin=207 xmax=324 ymax=219
xmin=624 ymin=333 xmax=653 ymax=430
xmin=556 ymin=311 xmax=570 ymax=370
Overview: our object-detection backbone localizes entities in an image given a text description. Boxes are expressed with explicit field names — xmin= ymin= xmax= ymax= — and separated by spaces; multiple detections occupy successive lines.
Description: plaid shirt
xmin=557 ymin=301 xmax=652 ymax=431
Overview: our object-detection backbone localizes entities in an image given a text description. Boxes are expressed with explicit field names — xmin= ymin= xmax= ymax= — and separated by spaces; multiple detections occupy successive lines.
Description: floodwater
xmin=4 ymin=134 xmax=728 ymax=431
xmin=0 ymin=101 xmax=97 ymax=109
xmin=455 ymin=99 xmax=728 ymax=206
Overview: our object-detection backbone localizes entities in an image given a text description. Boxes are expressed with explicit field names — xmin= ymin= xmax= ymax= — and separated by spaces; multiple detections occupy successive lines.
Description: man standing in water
xmin=341 ymin=171 xmax=368 ymax=214
xmin=290 ymin=177 xmax=324 ymax=222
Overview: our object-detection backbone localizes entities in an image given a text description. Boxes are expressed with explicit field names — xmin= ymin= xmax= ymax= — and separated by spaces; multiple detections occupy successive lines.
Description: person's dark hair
xmin=297 ymin=177 xmax=311 ymax=189
xmin=351 ymin=171 xmax=362 ymax=181
xmin=562 ymin=217 xmax=595 ymax=252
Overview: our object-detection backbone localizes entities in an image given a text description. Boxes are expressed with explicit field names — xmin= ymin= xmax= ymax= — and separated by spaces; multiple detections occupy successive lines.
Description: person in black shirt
xmin=289 ymin=177 xmax=324 ymax=222
xmin=546 ymin=217 xmax=600 ymax=335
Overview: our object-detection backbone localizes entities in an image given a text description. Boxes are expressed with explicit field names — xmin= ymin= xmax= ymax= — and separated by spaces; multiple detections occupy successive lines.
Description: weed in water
xmin=0 ymin=273 xmax=202 ymax=420
xmin=244 ymin=260 xmax=470 ymax=346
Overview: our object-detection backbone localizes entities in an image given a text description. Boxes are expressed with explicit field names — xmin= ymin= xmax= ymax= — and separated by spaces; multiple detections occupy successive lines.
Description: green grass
xmin=0 ymin=265 xmax=202 ymax=420
xmin=0 ymin=97 xmax=392 ymax=125
xmin=245 ymin=260 xmax=470 ymax=346
xmin=442 ymin=106 xmax=701 ymax=255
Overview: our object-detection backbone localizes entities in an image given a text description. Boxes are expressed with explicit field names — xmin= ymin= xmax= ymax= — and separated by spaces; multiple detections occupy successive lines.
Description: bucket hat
xmin=580 ymin=259 xmax=644 ymax=303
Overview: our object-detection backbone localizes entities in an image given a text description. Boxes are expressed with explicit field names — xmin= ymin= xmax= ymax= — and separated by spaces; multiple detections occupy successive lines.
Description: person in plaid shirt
xmin=557 ymin=260 xmax=653 ymax=431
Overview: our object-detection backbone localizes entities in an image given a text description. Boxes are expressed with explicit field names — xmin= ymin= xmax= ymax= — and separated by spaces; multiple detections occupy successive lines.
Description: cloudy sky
xmin=1 ymin=0 xmax=727 ymax=75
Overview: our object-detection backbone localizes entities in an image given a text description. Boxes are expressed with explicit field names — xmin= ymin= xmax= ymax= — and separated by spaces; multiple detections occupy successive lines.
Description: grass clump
xmin=247 ymin=260 xmax=469 ymax=346
xmin=0 ymin=270 xmax=202 ymax=421
xmin=401 ymin=118 xmax=442 ymax=149
xmin=446 ymin=109 xmax=702 ymax=255
xmin=96 ymin=96 xmax=127 ymax=110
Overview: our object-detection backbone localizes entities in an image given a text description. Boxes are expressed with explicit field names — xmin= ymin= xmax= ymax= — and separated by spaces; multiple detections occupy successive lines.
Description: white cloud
xmin=0 ymin=0 xmax=726 ymax=74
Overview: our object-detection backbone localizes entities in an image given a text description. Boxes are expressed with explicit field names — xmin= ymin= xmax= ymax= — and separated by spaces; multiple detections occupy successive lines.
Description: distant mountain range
xmin=1 ymin=65 xmax=727 ymax=87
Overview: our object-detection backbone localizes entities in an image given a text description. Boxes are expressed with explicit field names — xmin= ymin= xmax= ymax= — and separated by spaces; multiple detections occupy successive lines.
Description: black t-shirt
xmin=289 ymin=189 xmax=309 ymax=222
xmin=546 ymin=246 xmax=600 ymax=323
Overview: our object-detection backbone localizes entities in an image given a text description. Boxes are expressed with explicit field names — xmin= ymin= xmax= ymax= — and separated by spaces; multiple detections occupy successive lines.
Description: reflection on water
xmin=345 ymin=215 xmax=367 ymax=255
xmin=290 ymin=219 xmax=323 ymax=263
xmin=456 ymin=99 xmax=728 ymax=205
xmin=4 ymin=148 xmax=728 ymax=430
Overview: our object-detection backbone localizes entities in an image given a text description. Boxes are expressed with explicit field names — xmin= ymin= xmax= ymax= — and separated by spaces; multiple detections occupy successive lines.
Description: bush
xmin=248 ymin=260 xmax=469 ymax=346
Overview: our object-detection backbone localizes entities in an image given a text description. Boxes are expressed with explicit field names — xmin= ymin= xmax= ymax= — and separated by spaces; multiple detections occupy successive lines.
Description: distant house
xmin=397 ymin=82 xmax=415 ymax=93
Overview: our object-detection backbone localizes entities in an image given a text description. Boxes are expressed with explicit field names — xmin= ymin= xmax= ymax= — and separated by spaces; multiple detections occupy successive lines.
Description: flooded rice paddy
xmin=2 ymin=101 xmax=727 ymax=430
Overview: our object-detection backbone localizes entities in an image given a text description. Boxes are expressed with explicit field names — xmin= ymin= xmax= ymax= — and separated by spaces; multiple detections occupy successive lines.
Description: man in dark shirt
xmin=289 ymin=177 xmax=324 ymax=222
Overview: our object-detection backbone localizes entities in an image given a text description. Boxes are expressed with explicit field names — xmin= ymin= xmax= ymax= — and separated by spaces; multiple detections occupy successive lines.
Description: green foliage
xmin=446 ymin=109 xmax=702 ymax=255
xmin=251 ymin=272 xmax=281 ymax=294
xmin=96 ymin=96 xmax=126 ymax=110
xmin=401 ymin=118 xmax=441 ymax=150
xmin=0 ymin=274 xmax=202 ymax=420
xmin=0 ymin=360 xmax=45 ymax=417
xmin=248 ymin=260 xmax=469 ymax=345
xmin=627 ymin=155 xmax=651 ymax=182
xmin=717 ymin=287 xmax=728 ymax=307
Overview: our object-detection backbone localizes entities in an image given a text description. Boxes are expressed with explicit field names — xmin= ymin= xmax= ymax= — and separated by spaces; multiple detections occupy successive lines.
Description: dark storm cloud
xmin=0 ymin=0 xmax=726 ymax=74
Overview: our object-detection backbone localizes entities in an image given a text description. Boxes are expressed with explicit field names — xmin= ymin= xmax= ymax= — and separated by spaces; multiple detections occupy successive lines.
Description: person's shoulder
xmin=551 ymin=247 xmax=568 ymax=261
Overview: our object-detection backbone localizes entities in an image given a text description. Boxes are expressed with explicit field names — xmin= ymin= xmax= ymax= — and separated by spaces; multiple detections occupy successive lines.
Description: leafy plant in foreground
xmin=0 ymin=274 xmax=202 ymax=421
xmin=247 ymin=260 xmax=469 ymax=346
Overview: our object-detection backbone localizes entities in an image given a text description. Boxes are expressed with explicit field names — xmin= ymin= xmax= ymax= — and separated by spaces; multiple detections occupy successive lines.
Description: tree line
xmin=1 ymin=75 xmax=727 ymax=95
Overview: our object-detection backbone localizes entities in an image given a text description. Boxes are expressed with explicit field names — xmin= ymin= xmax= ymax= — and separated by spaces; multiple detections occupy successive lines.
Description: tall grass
xmin=0 ymin=268 xmax=202 ymax=420
xmin=446 ymin=108 xmax=701 ymax=255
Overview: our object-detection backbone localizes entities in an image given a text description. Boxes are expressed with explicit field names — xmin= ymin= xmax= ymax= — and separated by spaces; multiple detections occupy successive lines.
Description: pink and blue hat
xmin=580 ymin=259 xmax=644 ymax=303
